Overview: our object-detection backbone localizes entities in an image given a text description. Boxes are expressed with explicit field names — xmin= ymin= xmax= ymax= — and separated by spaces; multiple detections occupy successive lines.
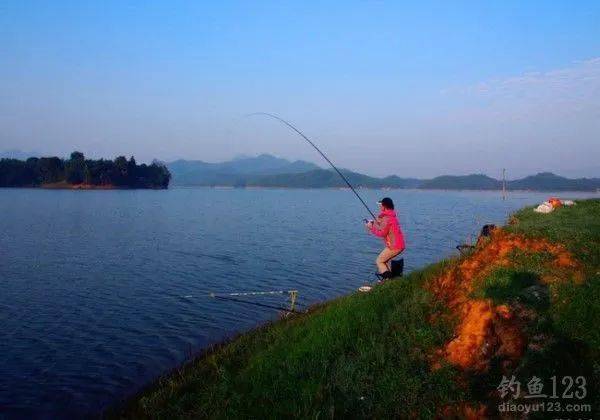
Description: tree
xmin=0 ymin=152 xmax=171 ymax=189
xmin=113 ymin=156 xmax=128 ymax=186
xmin=38 ymin=157 xmax=64 ymax=183
xmin=127 ymin=156 xmax=137 ymax=186
xmin=66 ymin=151 xmax=86 ymax=184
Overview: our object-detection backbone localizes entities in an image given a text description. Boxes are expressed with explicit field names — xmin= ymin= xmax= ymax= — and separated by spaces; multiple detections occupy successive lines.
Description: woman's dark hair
xmin=380 ymin=197 xmax=394 ymax=210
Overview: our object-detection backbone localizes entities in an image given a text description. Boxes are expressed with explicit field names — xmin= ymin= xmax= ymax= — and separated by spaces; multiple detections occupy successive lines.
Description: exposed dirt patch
xmin=428 ymin=229 xmax=584 ymax=418
xmin=441 ymin=402 xmax=487 ymax=419
xmin=429 ymin=229 xmax=581 ymax=373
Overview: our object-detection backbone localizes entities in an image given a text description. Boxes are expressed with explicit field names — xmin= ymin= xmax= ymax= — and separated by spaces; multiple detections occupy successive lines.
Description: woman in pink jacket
xmin=366 ymin=197 xmax=405 ymax=279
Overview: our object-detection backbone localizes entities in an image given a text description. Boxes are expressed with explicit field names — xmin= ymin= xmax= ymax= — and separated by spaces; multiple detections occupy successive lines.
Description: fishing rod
xmin=182 ymin=290 xmax=298 ymax=298
xmin=182 ymin=290 xmax=304 ymax=314
xmin=212 ymin=295 xmax=304 ymax=314
xmin=247 ymin=112 xmax=377 ymax=220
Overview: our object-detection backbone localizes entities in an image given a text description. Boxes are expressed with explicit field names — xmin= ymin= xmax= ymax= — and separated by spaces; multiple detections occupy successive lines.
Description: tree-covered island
xmin=0 ymin=152 xmax=171 ymax=189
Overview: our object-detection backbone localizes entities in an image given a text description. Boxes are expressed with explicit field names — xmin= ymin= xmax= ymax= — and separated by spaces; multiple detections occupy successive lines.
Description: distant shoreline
xmin=170 ymin=185 xmax=600 ymax=193
xmin=42 ymin=182 xmax=118 ymax=190
xmin=0 ymin=182 xmax=166 ymax=190
xmin=2 ymin=184 xmax=599 ymax=193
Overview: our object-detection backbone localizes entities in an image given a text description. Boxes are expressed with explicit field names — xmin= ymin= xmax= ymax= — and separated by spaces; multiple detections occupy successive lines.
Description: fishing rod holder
xmin=288 ymin=290 xmax=298 ymax=313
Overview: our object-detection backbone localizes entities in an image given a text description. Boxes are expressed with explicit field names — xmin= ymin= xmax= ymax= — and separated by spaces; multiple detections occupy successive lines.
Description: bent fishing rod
xmin=247 ymin=112 xmax=377 ymax=220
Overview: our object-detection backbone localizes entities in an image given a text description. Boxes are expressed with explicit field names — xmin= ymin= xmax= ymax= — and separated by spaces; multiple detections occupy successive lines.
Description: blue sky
xmin=1 ymin=1 xmax=599 ymax=177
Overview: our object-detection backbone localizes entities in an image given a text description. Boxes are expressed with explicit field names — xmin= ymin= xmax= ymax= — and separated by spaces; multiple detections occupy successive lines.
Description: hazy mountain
xmin=168 ymin=154 xmax=320 ymax=185
xmin=381 ymin=175 xmax=423 ymax=189
xmin=419 ymin=174 xmax=501 ymax=190
xmin=417 ymin=172 xmax=600 ymax=191
xmin=246 ymin=169 xmax=394 ymax=188
xmin=0 ymin=149 xmax=41 ymax=160
xmin=223 ymin=154 xmax=320 ymax=175
xmin=161 ymin=155 xmax=600 ymax=191
xmin=507 ymin=172 xmax=600 ymax=191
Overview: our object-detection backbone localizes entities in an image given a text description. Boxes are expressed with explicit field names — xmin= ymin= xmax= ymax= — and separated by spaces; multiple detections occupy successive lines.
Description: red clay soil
xmin=429 ymin=228 xmax=581 ymax=373
xmin=441 ymin=402 xmax=488 ymax=419
xmin=428 ymin=229 xmax=582 ymax=418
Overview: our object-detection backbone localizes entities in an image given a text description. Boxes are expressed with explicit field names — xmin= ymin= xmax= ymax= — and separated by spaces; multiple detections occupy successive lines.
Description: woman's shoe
xmin=381 ymin=271 xmax=393 ymax=280
xmin=375 ymin=271 xmax=393 ymax=285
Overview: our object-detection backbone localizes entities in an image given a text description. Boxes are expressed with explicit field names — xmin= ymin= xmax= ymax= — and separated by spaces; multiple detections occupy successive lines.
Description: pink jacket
xmin=370 ymin=208 xmax=405 ymax=251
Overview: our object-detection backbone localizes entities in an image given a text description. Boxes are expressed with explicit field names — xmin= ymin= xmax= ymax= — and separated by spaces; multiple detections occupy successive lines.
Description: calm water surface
xmin=1 ymin=188 xmax=597 ymax=417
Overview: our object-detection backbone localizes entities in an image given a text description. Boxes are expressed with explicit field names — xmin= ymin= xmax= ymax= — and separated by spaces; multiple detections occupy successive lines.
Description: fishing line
xmin=247 ymin=112 xmax=377 ymax=220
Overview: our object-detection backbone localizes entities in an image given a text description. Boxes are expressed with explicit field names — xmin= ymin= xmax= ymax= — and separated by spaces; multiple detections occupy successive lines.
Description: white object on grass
xmin=534 ymin=202 xmax=554 ymax=213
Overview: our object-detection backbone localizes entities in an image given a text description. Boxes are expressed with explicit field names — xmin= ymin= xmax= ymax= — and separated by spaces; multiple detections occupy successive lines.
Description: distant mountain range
xmin=167 ymin=154 xmax=321 ymax=186
xmin=167 ymin=155 xmax=600 ymax=191
xmin=0 ymin=149 xmax=41 ymax=160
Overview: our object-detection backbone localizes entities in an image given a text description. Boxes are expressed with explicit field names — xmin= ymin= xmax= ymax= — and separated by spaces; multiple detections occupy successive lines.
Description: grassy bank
xmin=115 ymin=200 xmax=600 ymax=418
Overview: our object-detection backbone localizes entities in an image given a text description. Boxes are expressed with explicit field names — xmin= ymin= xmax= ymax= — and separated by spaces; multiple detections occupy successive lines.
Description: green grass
xmin=115 ymin=199 xmax=600 ymax=418
xmin=506 ymin=199 xmax=600 ymax=268
xmin=506 ymin=200 xmax=600 ymax=354
xmin=471 ymin=267 xmax=547 ymax=309
xmin=481 ymin=200 xmax=600 ymax=415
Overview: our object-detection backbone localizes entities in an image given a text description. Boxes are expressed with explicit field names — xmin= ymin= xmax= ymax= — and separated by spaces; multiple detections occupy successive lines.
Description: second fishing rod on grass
xmin=249 ymin=113 xmax=406 ymax=285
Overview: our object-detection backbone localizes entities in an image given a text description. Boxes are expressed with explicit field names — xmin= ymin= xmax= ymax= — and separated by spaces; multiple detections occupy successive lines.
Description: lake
xmin=1 ymin=187 xmax=597 ymax=417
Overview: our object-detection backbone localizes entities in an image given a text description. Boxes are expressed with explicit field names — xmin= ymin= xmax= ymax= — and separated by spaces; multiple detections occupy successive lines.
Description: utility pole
xmin=502 ymin=168 xmax=507 ymax=200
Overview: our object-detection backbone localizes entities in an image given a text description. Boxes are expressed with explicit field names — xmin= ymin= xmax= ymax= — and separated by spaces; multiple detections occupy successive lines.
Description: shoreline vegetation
xmin=112 ymin=199 xmax=599 ymax=418
xmin=1 ymin=152 xmax=599 ymax=191
xmin=0 ymin=152 xmax=171 ymax=189
xmin=40 ymin=182 xmax=119 ymax=190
